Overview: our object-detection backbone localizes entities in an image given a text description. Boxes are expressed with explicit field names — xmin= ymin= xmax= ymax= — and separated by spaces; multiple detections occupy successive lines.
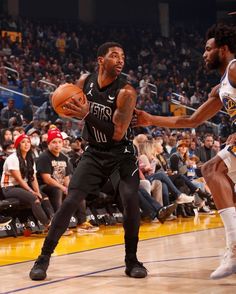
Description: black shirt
xmin=82 ymin=73 xmax=133 ymax=149
xmin=36 ymin=149 xmax=70 ymax=186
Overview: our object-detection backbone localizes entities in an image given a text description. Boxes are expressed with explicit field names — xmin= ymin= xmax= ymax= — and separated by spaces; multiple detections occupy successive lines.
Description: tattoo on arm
xmin=112 ymin=87 xmax=137 ymax=140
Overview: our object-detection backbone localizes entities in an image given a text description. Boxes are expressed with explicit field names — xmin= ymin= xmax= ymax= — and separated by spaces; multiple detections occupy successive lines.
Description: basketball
xmin=51 ymin=83 xmax=87 ymax=118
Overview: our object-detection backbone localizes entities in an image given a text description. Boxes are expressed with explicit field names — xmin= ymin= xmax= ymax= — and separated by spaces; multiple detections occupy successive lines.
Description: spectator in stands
xmin=138 ymin=140 xmax=195 ymax=206
xmin=0 ymin=134 xmax=53 ymax=233
xmin=27 ymin=128 xmax=41 ymax=159
xmin=37 ymin=128 xmax=96 ymax=234
xmin=169 ymin=140 xmax=211 ymax=206
xmin=0 ymin=98 xmax=22 ymax=128
xmin=36 ymin=129 xmax=70 ymax=212
xmin=195 ymin=134 xmax=217 ymax=165
xmin=36 ymin=128 xmax=73 ymax=236
xmin=0 ymin=128 xmax=12 ymax=151
xmin=212 ymin=140 xmax=221 ymax=154
xmin=60 ymin=132 xmax=72 ymax=154
xmin=12 ymin=127 xmax=24 ymax=142
xmin=63 ymin=120 xmax=78 ymax=138
xmin=0 ymin=140 xmax=14 ymax=175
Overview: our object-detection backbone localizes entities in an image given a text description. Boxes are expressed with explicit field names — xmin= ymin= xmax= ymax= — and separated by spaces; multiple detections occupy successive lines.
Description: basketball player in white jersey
xmin=134 ymin=23 xmax=236 ymax=279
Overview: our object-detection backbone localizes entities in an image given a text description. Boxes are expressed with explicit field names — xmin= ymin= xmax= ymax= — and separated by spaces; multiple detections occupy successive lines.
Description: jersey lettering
xmin=89 ymin=102 xmax=112 ymax=143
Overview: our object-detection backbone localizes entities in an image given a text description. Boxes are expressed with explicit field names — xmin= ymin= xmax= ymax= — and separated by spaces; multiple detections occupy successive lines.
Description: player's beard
xmin=206 ymin=52 xmax=221 ymax=70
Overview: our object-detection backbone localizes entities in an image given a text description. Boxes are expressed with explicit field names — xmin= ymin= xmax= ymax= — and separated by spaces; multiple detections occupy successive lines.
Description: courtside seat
xmin=0 ymin=188 xmax=21 ymax=211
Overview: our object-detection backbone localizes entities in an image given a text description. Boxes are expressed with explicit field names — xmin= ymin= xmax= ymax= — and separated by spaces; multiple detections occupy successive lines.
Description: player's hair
xmin=97 ymin=42 xmax=123 ymax=57
xmin=206 ymin=23 xmax=236 ymax=54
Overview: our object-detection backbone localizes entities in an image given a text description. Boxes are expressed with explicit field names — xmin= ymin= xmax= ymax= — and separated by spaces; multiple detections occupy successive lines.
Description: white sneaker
xmin=176 ymin=193 xmax=194 ymax=204
xmin=210 ymin=244 xmax=236 ymax=279
xmin=193 ymin=193 xmax=205 ymax=208
xmin=199 ymin=205 xmax=214 ymax=214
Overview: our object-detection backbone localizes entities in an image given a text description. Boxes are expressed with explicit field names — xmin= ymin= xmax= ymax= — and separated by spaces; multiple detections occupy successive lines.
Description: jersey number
xmin=92 ymin=127 xmax=107 ymax=143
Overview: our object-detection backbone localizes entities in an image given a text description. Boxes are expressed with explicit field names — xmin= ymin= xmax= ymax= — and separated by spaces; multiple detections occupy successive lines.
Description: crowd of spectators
xmin=0 ymin=15 xmax=233 ymax=235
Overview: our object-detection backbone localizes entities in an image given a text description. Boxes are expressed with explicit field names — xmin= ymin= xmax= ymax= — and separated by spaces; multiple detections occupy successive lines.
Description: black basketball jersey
xmin=82 ymin=72 xmax=133 ymax=149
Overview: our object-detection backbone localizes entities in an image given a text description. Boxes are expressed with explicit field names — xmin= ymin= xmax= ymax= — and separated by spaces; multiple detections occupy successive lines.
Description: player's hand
xmin=226 ymin=133 xmax=236 ymax=145
xmin=132 ymin=108 xmax=152 ymax=127
xmin=63 ymin=97 xmax=89 ymax=120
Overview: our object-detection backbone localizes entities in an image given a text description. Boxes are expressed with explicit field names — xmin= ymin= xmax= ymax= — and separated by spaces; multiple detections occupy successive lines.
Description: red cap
xmin=47 ymin=128 xmax=63 ymax=144
xmin=14 ymin=134 xmax=31 ymax=149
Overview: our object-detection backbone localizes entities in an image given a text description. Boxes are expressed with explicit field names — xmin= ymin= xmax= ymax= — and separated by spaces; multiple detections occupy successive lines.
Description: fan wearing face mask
xmin=26 ymin=128 xmax=41 ymax=159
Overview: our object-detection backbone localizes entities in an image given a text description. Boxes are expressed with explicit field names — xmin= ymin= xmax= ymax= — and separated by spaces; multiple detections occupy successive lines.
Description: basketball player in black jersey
xmin=29 ymin=42 xmax=151 ymax=280
xmin=134 ymin=24 xmax=236 ymax=279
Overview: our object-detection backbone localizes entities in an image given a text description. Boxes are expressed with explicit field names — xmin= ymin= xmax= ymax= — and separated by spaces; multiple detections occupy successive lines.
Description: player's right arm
xmin=134 ymin=84 xmax=223 ymax=128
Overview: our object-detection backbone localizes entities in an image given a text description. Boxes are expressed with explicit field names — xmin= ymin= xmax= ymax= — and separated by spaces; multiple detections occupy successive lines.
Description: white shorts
xmin=218 ymin=145 xmax=236 ymax=183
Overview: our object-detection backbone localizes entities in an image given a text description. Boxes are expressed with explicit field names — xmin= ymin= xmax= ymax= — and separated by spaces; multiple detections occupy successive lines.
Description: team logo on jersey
xmin=87 ymin=89 xmax=93 ymax=96
xmin=86 ymin=83 xmax=94 ymax=96
xmin=107 ymin=95 xmax=115 ymax=103
xmin=222 ymin=93 xmax=236 ymax=123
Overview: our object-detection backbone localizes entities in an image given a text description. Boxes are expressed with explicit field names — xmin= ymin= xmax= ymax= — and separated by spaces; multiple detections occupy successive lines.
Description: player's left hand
xmin=131 ymin=108 xmax=152 ymax=127
xmin=226 ymin=133 xmax=236 ymax=145
xmin=63 ymin=97 xmax=90 ymax=120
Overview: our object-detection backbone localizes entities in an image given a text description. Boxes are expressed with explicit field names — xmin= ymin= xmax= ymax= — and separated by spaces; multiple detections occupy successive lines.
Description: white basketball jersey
xmin=219 ymin=59 xmax=236 ymax=123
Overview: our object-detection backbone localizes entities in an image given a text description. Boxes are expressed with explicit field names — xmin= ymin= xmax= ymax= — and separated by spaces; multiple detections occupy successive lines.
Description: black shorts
xmin=68 ymin=144 xmax=139 ymax=196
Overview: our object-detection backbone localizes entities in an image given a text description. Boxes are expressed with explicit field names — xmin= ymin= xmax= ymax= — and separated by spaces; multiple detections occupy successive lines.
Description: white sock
xmin=218 ymin=207 xmax=236 ymax=247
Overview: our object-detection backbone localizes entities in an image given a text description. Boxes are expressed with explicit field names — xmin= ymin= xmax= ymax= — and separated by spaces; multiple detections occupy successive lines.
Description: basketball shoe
xmin=29 ymin=255 xmax=50 ymax=280
xmin=210 ymin=244 xmax=236 ymax=279
xmin=125 ymin=258 xmax=148 ymax=278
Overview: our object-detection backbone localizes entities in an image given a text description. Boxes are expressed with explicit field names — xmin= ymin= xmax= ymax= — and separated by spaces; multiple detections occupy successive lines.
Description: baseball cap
xmin=27 ymin=128 xmax=40 ymax=136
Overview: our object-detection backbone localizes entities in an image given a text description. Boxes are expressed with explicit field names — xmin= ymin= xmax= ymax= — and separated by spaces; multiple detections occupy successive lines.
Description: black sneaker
xmin=0 ymin=215 xmax=12 ymax=227
xmin=157 ymin=203 xmax=177 ymax=224
xmin=125 ymin=259 xmax=148 ymax=278
xmin=29 ymin=255 xmax=50 ymax=280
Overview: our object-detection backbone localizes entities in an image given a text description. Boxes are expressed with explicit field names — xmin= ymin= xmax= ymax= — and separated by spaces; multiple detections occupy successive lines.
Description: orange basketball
xmin=51 ymin=83 xmax=87 ymax=118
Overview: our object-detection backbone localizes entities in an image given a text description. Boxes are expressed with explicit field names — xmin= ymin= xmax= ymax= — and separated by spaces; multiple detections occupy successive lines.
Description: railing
xmin=0 ymin=66 xmax=20 ymax=80
xmin=38 ymin=79 xmax=57 ymax=89
xmin=0 ymin=85 xmax=30 ymax=99
xmin=121 ymin=72 xmax=158 ymax=97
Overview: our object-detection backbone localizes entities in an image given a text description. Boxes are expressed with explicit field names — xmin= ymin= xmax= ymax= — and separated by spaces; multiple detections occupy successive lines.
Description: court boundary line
xmin=0 ymin=226 xmax=223 ymax=268
xmin=0 ymin=254 xmax=220 ymax=294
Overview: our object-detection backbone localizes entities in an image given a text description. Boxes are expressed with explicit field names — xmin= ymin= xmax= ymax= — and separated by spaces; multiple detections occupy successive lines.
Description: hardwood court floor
xmin=1 ymin=213 xmax=236 ymax=294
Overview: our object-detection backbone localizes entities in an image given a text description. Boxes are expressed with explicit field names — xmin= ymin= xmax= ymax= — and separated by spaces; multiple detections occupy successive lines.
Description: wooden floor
xmin=0 ymin=213 xmax=235 ymax=294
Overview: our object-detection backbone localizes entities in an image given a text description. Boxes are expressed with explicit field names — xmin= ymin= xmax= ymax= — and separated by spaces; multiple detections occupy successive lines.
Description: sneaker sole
xmin=210 ymin=270 xmax=236 ymax=279
xmin=29 ymin=271 xmax=47 ymax=281
xmin=125 ymin=270 xmax=147 ymax=278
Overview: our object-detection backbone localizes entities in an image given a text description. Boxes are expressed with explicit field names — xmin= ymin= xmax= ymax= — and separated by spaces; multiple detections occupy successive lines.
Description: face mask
xmin=31 ymin=137 xmax=40 ymax=147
